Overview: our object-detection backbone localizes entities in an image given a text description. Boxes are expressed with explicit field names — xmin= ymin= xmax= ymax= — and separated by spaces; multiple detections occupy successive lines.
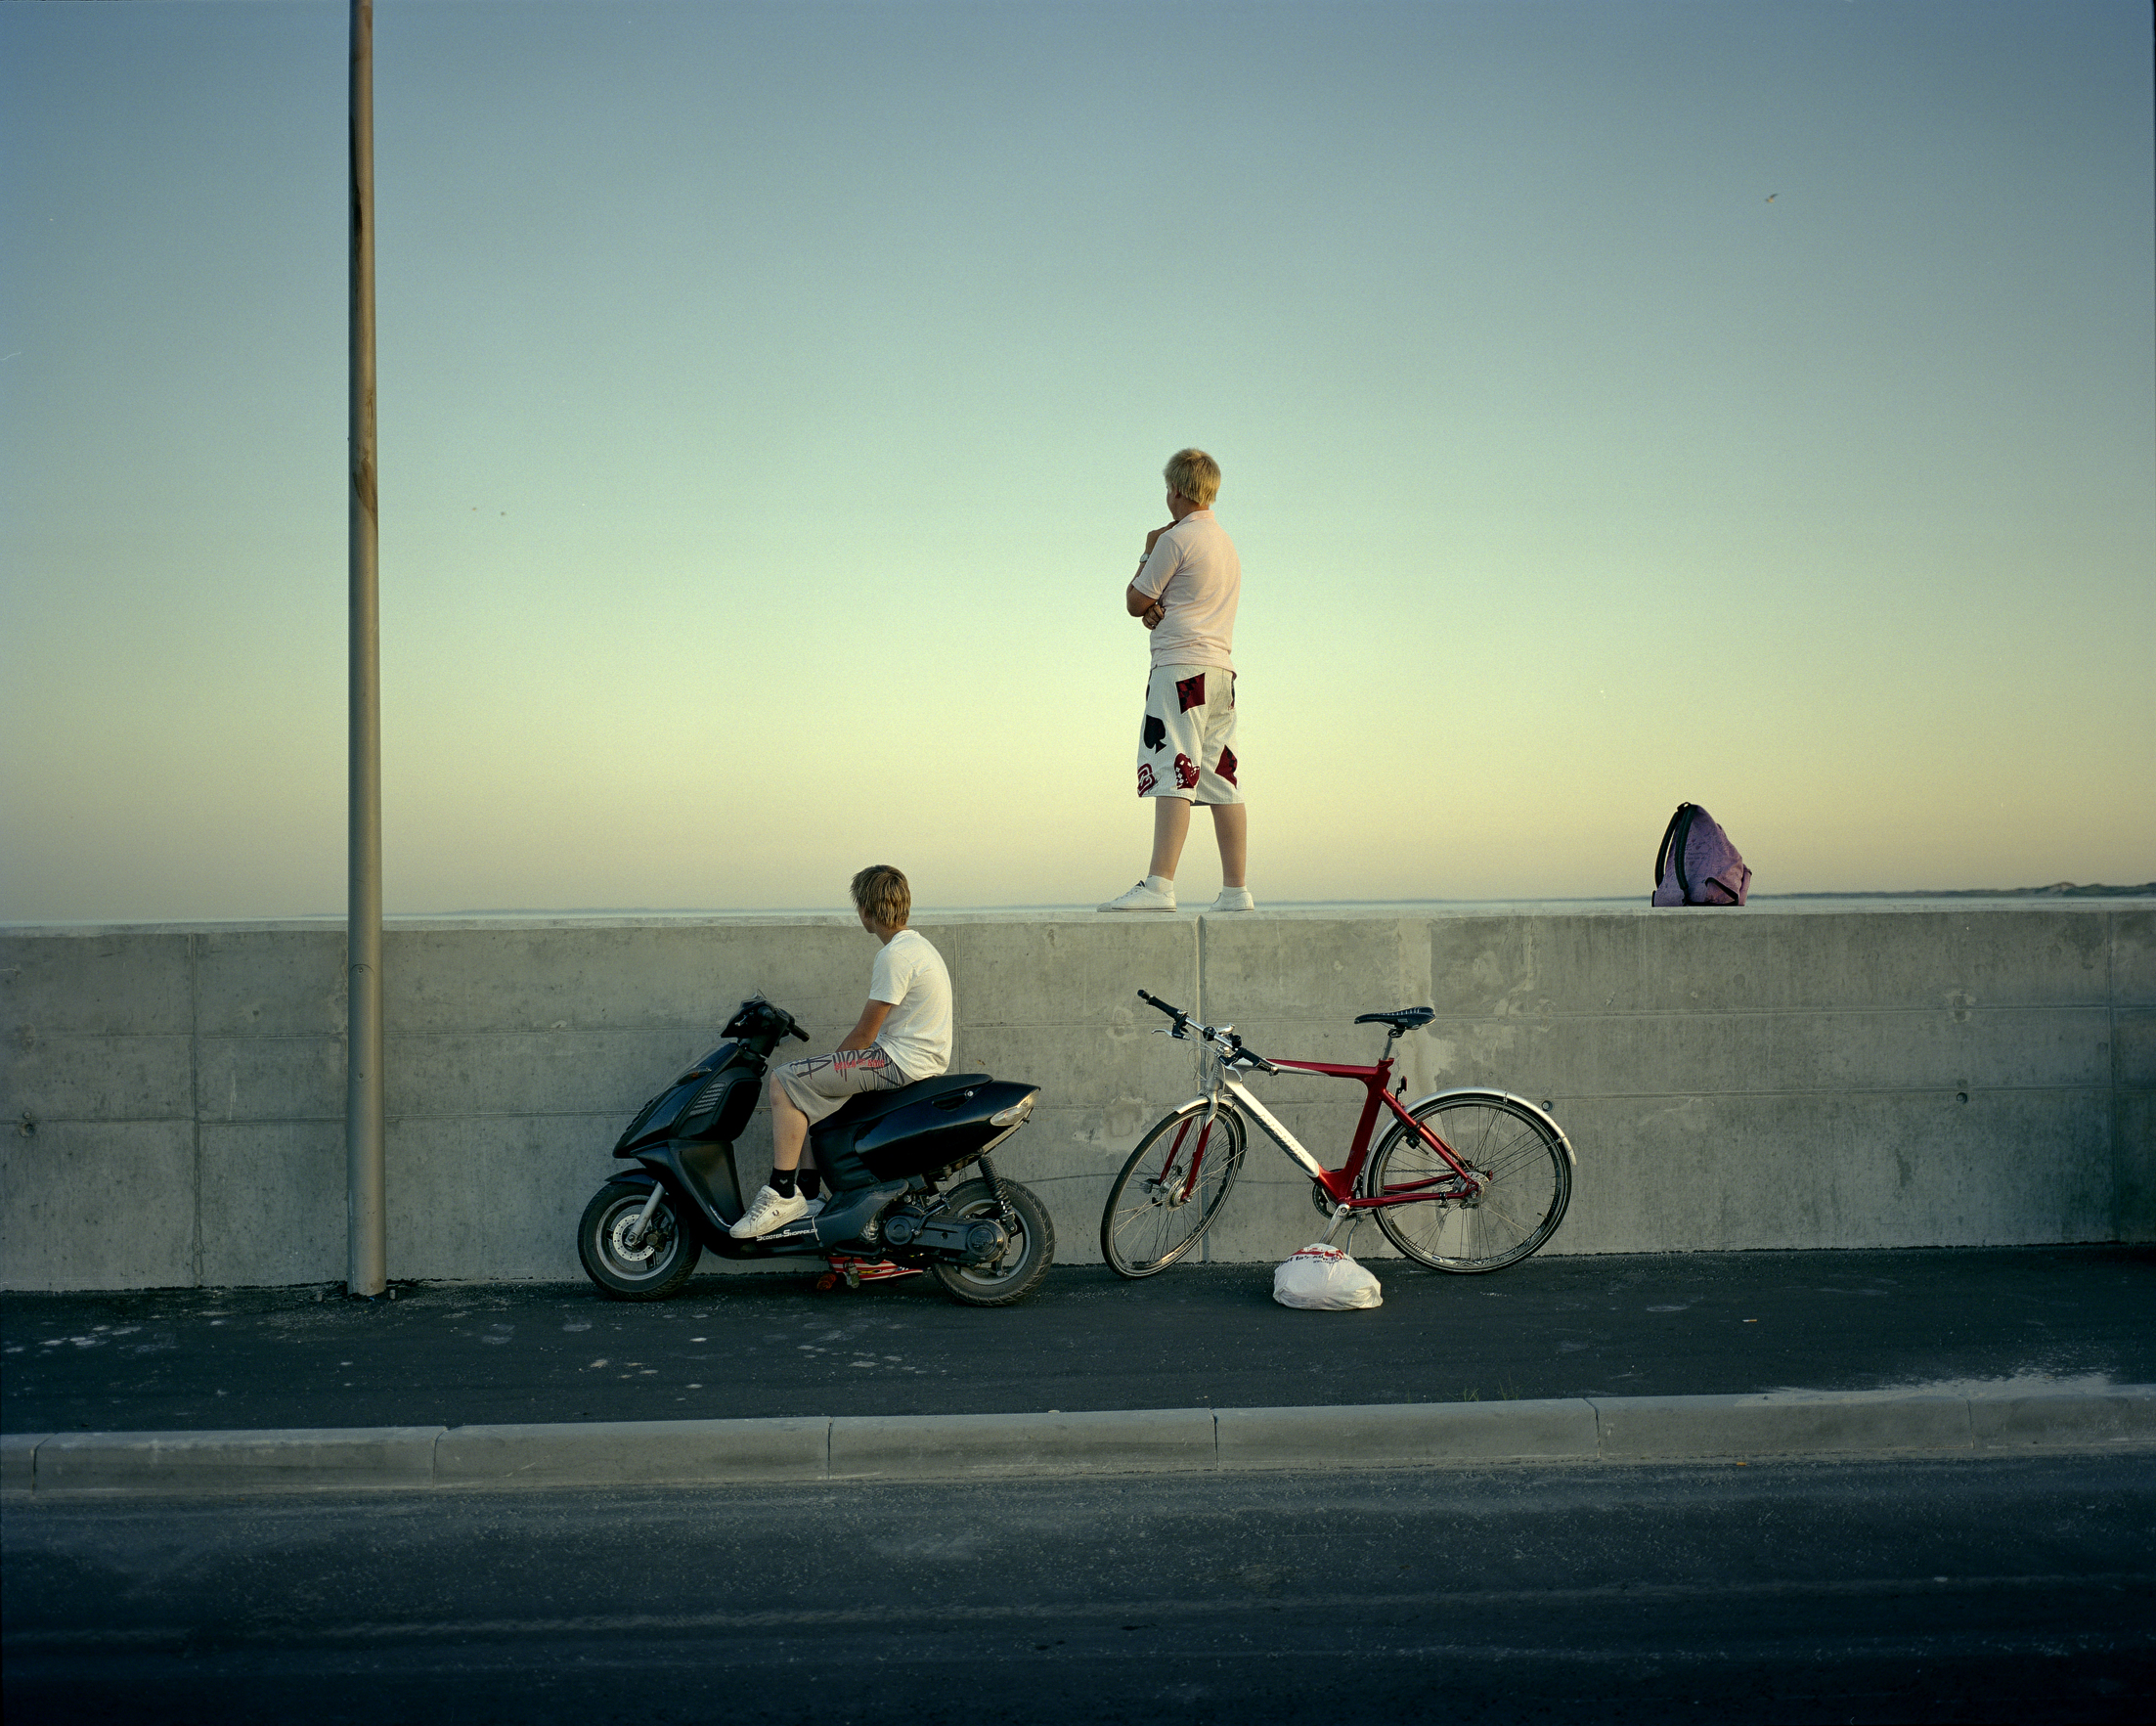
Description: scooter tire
xmin=578 ymin=1180 xmax=702 ymax=1301
xmin=930 ymin=1177 xmax=1055 ymax=1308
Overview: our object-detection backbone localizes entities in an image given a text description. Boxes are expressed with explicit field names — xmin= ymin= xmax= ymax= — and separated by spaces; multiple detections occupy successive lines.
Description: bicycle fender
xmin=1388 ymin=1088 xmax=1576 ymax=1168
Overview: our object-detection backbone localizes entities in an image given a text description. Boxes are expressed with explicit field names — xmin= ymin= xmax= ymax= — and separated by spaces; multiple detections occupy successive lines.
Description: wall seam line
xmin=188 ymin=933 xmax=203 ymax=1288
xmin=2106 ymin=909 xmax=2119 ymax=1240
xmin=1197 ymin=914 xmax=1210 ymax=1264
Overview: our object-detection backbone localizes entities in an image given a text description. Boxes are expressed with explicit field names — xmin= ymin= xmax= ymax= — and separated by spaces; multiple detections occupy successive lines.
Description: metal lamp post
xmin=347 ymin=0 xmax=386 ymax=1297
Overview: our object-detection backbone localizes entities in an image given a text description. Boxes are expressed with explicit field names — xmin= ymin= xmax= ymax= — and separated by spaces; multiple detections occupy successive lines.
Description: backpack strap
xmin=1653 ymin=802 xmax=1696 ymax=893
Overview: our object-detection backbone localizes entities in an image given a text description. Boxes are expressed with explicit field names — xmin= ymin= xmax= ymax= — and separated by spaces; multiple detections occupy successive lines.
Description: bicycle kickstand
xmin=1319 ymin=1201 xmax=1359 ymax=1252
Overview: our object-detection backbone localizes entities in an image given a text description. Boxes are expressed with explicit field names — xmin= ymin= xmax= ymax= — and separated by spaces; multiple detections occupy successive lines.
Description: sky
xmin=2 ymin=0 xmax=2151 ymax=921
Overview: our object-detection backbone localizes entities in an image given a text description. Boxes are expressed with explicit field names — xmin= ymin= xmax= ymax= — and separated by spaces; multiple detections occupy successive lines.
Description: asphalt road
xmin=4 ymin=1452 xmax=2150 ymax=1724
xmin=5 ymin=1246 xmax=2151 ymax=1434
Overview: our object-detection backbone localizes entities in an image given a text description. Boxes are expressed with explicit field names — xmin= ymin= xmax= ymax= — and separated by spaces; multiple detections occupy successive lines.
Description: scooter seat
xmin=811 ymin=1073 xmax=993 ymax=1138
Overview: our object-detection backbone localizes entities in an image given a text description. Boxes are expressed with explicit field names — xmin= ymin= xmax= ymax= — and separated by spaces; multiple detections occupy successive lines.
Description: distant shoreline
xmin=8 ymin=884 xmax=2150 ymax=931
xmin=1768 ymin=882 xmax=2156 ymax=900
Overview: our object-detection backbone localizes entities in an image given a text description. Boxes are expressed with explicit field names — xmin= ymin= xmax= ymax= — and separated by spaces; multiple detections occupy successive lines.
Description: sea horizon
xmin=7 ymin=882 xmax=2151 ymax=931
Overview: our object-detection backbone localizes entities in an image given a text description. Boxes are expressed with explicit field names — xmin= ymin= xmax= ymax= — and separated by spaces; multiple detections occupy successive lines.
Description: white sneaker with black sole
xmin=1098 ymin=878 xmax=1176 ymax=912
xmin=730 ymin=1184 xmax=810 ymax=1238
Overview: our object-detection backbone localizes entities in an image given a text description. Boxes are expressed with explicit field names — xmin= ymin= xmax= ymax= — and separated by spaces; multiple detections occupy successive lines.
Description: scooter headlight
xmin=989 ymin=1092 xmax=1036 ymax=1129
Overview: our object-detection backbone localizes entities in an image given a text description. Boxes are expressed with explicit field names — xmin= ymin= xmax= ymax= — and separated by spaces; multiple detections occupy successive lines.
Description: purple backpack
xmin=1651 ymin=802 xmax=1750 ymax=906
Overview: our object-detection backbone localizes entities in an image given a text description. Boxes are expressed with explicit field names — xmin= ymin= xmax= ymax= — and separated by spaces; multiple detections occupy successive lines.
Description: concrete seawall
xmin=3 ymin=906 xmax=2150 ymax=1291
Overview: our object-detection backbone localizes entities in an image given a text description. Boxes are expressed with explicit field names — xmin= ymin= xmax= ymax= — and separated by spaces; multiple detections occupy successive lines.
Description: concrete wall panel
xmin=1548 ymin=1088 xmax=2113 ymax=1253
xmin=1 ymin=906 xmax=2147 ymax=1288
xmin=2113 ymin=1007 xmax=2156 ymax=1091
xmin=2116 ymin=1090 xmax=2154 ymax=1243
xmin=0 ymin=1033 xmax=193 ymax=1124
xmin=194 ymin=930 xmax=347 ymax=1038
xmin=385 ymin=922 xmax=869 ymax=1035
xmin=2111 ymin=911 xmax=2155 ymax=1006
xmin=1424 ymin=911 xmax=2110 ymax=1016
xmin=0 ymin=1119 xmax=198 ymax=1289
xmin=0 ymin=932 xmax=193 ymax=1035
xmin=195 ymin=1035 xmax=343 ymax=1124
xmin=943 ymin=917 xmax=1198 ymax=1027
xmin=197 ymin=1121 xmax=344 ymax=1285
xmin=386 ymin=1114 xmax=616 ymax=1282
xmin=1409 ymin=1007 xmax=2111 ymax=1101
xmin=384 ymin=1029 xmax=716 ymax=1122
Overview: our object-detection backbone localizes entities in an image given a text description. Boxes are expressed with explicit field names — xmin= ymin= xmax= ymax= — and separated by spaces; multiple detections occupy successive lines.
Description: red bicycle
xmin=1099 ymin=990 xmax=1575 ymax=1278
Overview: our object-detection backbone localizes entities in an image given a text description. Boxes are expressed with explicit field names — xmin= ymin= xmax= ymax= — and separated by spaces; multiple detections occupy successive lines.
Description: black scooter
xmin=575 ymin=996 xmax=1054 ymax=1306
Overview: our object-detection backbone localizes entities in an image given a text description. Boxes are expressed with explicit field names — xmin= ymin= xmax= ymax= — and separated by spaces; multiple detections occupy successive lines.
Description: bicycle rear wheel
xmin=1367 ymin=1091 xmax=1570 ymax=1273
xmin=1100 ymin=1102 xmax=1246 ymax=1278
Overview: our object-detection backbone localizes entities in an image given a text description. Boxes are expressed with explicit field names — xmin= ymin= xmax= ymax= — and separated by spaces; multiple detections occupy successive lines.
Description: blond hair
xmin=1164 ymin=448 xmax=1221 ymax=508
xmin=850 ymin=864 xmax=911 ymax=930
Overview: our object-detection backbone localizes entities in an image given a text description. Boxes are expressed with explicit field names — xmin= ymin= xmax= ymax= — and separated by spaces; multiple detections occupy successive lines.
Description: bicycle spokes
xmin=1370 ymin=1095 xmax=1572 ymax=1274
xmin=1100 ymin=1105 xmax=1246 ymax=1278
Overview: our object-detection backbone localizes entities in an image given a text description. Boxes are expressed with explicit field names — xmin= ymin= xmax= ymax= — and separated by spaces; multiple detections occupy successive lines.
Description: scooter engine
xmin=881 ymin=1203 xmax=1009 ymax=1266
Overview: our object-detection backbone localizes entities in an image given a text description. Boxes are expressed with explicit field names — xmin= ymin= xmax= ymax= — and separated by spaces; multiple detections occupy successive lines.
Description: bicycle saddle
xmin=1354 ymin=1007 xmax=1434 ymax=1033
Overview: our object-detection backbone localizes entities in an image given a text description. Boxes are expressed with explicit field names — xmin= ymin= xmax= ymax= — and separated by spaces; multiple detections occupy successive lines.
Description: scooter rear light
xmin=989 ymin=1093 xmax=1036 ymax=1128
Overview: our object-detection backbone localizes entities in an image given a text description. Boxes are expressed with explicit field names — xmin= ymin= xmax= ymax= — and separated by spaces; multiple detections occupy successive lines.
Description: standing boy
xmin=1099 ymin=448 xmax=1253 ymax=913
xmin=731 ymin=864 xmax=952 ymax=1238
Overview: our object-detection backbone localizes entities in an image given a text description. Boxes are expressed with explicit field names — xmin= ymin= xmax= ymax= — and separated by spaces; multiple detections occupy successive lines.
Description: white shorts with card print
xmin=1134 ymin=664 xmax=1241 ymax=805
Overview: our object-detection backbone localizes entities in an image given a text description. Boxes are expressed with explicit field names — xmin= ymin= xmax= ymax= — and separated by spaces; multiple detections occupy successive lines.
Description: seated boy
xmin=730 ymin=864 xmax=953 ymax=1239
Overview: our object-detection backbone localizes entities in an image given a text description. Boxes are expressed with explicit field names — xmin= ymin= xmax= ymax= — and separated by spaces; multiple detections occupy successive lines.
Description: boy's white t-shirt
xmin=1134 ymin=508 xmax=1240 ymax=673
xmin=868 ymin=929 xmax=952 ymax=1081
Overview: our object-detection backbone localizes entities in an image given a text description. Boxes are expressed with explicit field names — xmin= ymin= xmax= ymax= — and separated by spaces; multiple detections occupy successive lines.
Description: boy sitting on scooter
xmin=730 ymin=864 xmax=953 ymax=1239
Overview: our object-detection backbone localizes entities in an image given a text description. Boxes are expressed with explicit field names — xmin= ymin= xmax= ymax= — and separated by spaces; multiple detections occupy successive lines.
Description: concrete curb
xmin=4 ymin=1387 xmax=2150 ymax=1498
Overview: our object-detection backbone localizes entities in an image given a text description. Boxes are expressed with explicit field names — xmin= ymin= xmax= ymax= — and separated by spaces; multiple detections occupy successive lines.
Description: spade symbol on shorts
xmin=1142 ymin=714 xmax=1167 ymax=753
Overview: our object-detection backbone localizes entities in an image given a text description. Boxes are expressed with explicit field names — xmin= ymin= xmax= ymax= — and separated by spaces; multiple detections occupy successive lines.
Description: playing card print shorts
xmin=1135 ymin=664 xmax=1241 ymax=805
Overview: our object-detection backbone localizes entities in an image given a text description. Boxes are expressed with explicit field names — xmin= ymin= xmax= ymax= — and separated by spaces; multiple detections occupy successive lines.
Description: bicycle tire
xmin=1366 ymin=1091 xmax=1570 ymax=1273
xmin=1099 ymin=1101 xmax=1247 ymax=1278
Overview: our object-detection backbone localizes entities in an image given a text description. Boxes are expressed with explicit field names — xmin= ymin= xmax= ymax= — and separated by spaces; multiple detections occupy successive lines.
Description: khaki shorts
xmin=1135 ymin=664 xmax=1241 ymax=804
xmin=773 ymin=1044 xmax=908 ymax=1129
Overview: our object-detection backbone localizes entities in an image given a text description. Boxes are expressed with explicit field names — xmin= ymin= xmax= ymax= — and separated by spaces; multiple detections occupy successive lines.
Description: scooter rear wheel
xmin=930 ymin=1177 xmax=1055 ymax=1307
xmin=578 ymin=1181 xmax=702 ymax=1301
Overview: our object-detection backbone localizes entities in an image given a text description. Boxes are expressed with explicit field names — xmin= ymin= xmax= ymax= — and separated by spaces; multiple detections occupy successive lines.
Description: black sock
xmin=799 ymin=1169 xmax=822 ymax=1203
xmin=770 ymin=1167 xmax=798 ymax=1199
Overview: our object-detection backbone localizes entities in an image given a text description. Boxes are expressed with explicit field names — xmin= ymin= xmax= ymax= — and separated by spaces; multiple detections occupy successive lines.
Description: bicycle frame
xmin=1168 ymin=1032 xmax=1481 ymax=1211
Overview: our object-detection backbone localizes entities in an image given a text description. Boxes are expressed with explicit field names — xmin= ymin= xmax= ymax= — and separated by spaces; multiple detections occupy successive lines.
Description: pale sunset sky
xmin=3 ymin=0 xmax=2151 ymax=920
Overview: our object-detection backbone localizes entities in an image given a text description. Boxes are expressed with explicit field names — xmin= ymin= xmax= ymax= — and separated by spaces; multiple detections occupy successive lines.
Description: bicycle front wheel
xmin=1367 ymin=1092 xmax=1570 ymax=1273
xmin=1100 ymin=1101 xmax=1247 ymax=1278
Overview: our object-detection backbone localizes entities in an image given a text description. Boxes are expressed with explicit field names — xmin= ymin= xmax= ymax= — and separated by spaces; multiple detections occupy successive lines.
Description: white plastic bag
xmin=1272 ymin=1242 xmax=1383 ymax=1310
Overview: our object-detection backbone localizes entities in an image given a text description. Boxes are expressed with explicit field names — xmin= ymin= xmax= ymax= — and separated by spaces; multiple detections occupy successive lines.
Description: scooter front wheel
xmin=578 ymin=1181 xmax=702 ymax=1301
xmin=930 ymin=1178 xmax=1055 ymax=1307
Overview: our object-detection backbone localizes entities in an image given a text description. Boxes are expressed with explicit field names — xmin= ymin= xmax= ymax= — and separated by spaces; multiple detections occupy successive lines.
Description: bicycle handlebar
xmin=1135 ymin=990 xmax=1278 ymax=1073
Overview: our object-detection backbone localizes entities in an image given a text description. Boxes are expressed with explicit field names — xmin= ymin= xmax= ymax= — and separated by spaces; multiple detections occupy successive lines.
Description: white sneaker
xmin=730 ymin=1184 xmax=810 ymax=1238
xmin=1207 ymin=887 xmax=1256 ymax=912
xmin=1098 ymin=879 xmax=1176 ymax=912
